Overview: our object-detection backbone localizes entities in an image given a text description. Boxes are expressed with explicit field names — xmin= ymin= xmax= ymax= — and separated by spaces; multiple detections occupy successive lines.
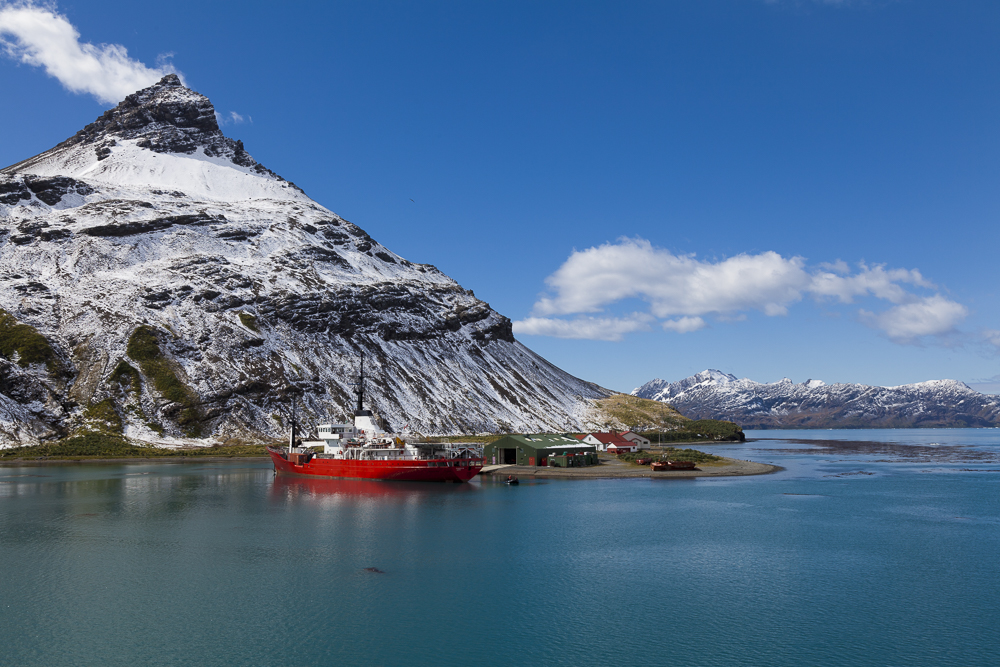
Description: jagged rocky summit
xmin=0 ymin=74 xmax=612 ymax=446
xmin=633 ymin=370 xmax=1000 ymax=429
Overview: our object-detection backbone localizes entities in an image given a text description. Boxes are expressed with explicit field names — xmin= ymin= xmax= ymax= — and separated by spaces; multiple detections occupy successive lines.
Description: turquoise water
xmin=2 ymin=429 xmax=999 ymax=666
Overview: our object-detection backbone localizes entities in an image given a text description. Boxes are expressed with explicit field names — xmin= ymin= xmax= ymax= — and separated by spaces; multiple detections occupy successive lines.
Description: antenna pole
xmin=289 ymin=396 xmax=297 ymax=451
xmin=355 ymin=353 xmax=365 ymax=414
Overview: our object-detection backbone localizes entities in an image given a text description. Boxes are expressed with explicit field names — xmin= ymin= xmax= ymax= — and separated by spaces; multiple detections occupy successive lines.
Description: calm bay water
xmin=2 ymin=429 xmax=999 ymax=666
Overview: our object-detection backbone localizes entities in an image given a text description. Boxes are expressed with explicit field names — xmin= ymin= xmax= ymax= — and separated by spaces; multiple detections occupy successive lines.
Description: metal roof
xmin=498 ymin=434 xmax=584 ymax=445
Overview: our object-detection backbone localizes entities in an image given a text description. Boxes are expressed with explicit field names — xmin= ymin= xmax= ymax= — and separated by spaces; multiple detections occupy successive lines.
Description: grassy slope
xmin=588 ymin=395 xmax=745 ymax=442
xmin=0 ymin=307 xmax=60 ymax=373
xmin=125 ymin=325 xmax=202 ymax=436
xmin=589 ymin=394 xmax=690 ymax=431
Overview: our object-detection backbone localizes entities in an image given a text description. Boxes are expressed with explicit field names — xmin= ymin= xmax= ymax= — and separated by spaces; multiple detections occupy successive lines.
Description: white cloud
xmin=522 ymin=237 xmax=968 ymax=343
xmin=818 ymin=259 xmax=850 ymax=275
xmin=0 ymin=1 xmax=177 ymax=104
xmin=229 ymin=111 xmax=245 ymax=124
xmin=808 ymin=263 xmax=932 ymax=304
xmin=512 ymin=315 xmax=652 ymax=342
xmin=860 ymin=295 xmax=968 ymax=342
xmin=533 ymin=238 xmax=812 ymax=318
xmin=662 ymin=316 xmax=706 ymax=333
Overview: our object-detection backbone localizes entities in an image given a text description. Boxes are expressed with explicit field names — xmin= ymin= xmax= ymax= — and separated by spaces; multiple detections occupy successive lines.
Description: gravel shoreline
xmin=1 ymin=455 xmax=781 ymax=478
xmin=481 ymin=456 xmax=781 ymax=479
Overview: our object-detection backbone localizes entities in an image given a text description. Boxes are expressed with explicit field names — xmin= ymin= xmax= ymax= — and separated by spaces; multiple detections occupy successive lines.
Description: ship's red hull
xmin=268 ymin=447 xmax=482 ymax=482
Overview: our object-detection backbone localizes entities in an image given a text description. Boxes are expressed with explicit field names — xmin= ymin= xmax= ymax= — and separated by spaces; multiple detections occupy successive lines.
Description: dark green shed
xmin=484 ymin=434 xmax=598 ymax=467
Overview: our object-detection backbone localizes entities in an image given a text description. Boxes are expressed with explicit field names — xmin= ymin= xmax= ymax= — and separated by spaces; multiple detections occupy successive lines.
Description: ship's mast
xmin=349 ymin=353 xmax=376 ymax=434
xmin=288 ymin=395 xmax=297 ymax=451
xmin=353 ymin=353 xmax=365 ymax=415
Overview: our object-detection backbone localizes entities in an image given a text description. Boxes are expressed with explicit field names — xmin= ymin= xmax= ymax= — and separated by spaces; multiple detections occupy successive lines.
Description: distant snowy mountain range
xmin=0 ymin=74 xmax=613 ymax=445
xmin=633 ymin=370 xmax=1000 ymax=428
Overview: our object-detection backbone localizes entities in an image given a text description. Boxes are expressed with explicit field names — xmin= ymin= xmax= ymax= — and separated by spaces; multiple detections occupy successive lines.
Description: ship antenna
xmin=288 ymin=395 xmax=297 ymax=451
xmin=354 ymin=353 xmax=365 ymax=414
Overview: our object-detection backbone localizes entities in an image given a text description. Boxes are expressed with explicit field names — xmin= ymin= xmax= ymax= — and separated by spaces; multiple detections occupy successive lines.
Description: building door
xmin=503 ymin=448 xmax=517 ymax=464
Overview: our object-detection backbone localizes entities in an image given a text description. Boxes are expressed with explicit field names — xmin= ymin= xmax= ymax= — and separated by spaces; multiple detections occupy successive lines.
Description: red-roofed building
xmin=581 ymin=432 xmax=637 ymax=452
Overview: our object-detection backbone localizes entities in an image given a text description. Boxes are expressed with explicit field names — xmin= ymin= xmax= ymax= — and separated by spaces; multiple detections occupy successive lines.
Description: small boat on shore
xmin=268 ymin=356 xmax=483 ymax=482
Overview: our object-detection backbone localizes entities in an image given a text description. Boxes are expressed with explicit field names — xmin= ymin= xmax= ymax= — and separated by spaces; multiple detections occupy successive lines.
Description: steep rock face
xmin=0 ymin=75 xmax=611 ymax=445
xmin=633 ymin=370 xmax=1000 ymax=428
xmin=5 ymin=74 xmax=289 ymax=185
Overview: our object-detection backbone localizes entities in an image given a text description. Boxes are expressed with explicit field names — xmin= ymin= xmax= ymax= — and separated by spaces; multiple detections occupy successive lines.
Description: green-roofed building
xmin=484 ymin=434 xmax=599 ymax=467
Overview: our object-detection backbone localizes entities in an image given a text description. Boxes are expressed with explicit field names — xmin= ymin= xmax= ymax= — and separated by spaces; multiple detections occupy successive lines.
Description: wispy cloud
xmin=513 ymin=314 xmax=652 ymax=342
xmin=215 ymin=110 xmax=251 ymax=126
xmin=982 ymin=330 xmax=1000 ymax=350
xmin=968 ymin=373 xmax=1000 ymax=395
xmin=0 ymin=1 xmax=177 ymax=104
xmin=515 ymin=237 xmax=968 ymax=343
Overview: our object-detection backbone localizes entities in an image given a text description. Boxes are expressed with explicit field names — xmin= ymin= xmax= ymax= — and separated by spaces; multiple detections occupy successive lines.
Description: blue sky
xmin=1 ymin=0 xmax=998 ymax=393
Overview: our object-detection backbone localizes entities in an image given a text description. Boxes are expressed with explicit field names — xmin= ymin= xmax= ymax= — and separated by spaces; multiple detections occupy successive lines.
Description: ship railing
xmin=431 ymin=458 xmax=484 ymax=467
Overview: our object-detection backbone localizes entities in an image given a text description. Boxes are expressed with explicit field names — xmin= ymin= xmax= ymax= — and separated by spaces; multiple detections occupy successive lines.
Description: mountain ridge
xmin=633 ymin=370 xmax=1000 ymax=428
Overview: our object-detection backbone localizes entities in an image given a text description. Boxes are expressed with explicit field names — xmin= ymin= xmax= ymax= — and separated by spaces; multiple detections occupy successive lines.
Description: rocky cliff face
xmin=0 ymin=75 xmax=612 ymax=446
xmin=633 ymin=370 xmax=1000 ymax=428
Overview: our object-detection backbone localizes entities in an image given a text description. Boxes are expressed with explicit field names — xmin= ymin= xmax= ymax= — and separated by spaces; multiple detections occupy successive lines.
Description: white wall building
xmin=619 ymin=431 xmax=651 ymax=449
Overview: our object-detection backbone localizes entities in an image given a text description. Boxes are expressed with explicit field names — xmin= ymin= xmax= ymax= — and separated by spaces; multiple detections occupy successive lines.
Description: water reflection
xmin=3 ymin=435 xmax=1000 ymax=667
xmin=269 ymin=474 xmax=479 ymax=505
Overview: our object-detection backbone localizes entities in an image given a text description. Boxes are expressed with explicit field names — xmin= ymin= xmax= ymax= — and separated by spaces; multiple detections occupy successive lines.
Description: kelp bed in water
xmin=756 ymin=437 xmax=1000 ymax=464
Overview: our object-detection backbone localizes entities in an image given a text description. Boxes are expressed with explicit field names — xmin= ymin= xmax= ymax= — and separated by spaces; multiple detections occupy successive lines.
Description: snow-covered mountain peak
xmin=631 ymin=369 xmax=737 ymax=401
xmin=2 ymin=75 xmax=301 ymax=203
xmin=35 ymin=73 xmax=221 ymax=153
xmin=891 ymin=379 xmax=970 ymax=391
xmin=0 ymin=78 xmax=613 ymax=445
xmin=117 ymin=73 xmax=208 ymax=111
xmin=701 ymin=369 xmax=738 ymax=384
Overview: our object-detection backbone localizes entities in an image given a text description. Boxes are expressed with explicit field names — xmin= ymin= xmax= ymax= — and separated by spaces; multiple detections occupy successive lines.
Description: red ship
xmin=268 ymin=357 xmax=483 ymax=483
